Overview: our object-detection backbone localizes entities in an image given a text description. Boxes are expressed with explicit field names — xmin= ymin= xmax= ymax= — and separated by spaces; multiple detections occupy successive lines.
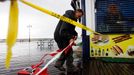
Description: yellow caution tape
xmin=20 ymin=0 xmax=100 ymax=35
xmin=5 ymin=0 xmax=19 ymax=69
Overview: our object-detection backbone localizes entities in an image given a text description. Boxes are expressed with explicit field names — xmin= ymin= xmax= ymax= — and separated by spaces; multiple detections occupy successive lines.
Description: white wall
xmin=85 ymin=0 xmax=96 ymax=35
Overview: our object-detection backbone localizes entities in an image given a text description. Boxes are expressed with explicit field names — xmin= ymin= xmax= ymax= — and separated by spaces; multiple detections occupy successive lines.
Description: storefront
xmin=80 ymin=0 xmax=134 ymax=62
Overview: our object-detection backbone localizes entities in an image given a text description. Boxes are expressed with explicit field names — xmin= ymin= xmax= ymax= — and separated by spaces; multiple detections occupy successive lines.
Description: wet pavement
xmin=0 ymin=41 xmax=82 ymax=75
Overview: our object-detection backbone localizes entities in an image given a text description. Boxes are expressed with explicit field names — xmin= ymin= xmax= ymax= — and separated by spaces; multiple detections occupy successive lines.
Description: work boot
xmin=67 ymin=65 xmax=79 ymax=73
xmin=55 ymin=65 xmax=66 ymax=71
xmin=67 ymin=68 xmax=80 ymax=75
xmin=55 ymin=61 xmax=66 ymax=71
xmin=58 ymin=72 xmax=66 ymax=75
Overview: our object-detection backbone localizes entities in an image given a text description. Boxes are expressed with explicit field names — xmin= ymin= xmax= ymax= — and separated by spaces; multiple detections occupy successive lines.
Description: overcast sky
xmin=0 ymin=0 xmax=82 ymax=39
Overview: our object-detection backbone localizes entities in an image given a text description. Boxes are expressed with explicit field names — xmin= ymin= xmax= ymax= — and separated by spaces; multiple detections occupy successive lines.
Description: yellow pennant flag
xmin=5 ymin=0 xmax=19 ymax=69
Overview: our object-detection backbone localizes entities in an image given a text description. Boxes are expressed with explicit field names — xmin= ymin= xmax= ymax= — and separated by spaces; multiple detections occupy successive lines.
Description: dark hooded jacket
xmin=54 ymin=10 xmax=78 ymax=41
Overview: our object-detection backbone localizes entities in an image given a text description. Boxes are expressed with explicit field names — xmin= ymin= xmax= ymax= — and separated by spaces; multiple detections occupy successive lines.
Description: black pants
xmin=54 ymin=36 xmax=74 ymax=71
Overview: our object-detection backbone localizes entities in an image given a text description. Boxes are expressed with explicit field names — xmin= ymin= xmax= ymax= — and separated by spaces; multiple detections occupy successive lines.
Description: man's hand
xmin=69 ymin=39 xmax=74 ymax=43
xmin=74 ymin=36 xmax=77 ymax=40
xmin=69 ymin=36 xmax=77 ymax=46
xmin=65 ymin=36 xmax=77 ymax=54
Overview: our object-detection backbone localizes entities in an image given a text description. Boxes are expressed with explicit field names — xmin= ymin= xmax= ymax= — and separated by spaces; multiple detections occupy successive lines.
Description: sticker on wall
xmin=127 ymin=46 xmax=134 ymax=56
xmin=91 ymin=33 xmax=109 ymax=45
